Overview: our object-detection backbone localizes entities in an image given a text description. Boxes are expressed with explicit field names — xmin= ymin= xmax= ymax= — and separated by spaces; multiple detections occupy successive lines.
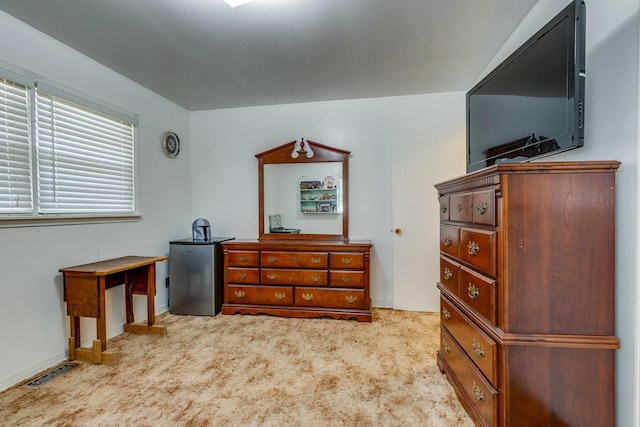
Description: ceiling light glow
xmin=224 ymin=0 xmax=255 ymax=8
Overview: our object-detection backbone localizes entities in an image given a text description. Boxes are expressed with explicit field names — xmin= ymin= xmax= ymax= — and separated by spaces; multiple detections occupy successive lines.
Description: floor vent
xmin=23 ymin=363 xmax=79 ymax=388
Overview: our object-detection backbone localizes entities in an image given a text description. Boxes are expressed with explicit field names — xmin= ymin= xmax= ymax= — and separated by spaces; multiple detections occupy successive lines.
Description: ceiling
xmin=0 ymin=0 xmax=538 ymax=111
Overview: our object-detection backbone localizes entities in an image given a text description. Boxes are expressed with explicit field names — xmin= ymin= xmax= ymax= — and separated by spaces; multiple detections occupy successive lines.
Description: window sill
xmin=0 ymin=214 xmax=142 ymax=228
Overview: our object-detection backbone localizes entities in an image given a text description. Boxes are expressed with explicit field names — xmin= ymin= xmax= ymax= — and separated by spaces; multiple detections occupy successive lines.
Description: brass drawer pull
xmin=441 ymin=307 xmax=451 ymax=321
xmin=239 ymin=273 xmax=247 ymax=280
xmin=267 ymin=273 xmax=277 ymax=280
xmin=472 ymin=340 xmax=486 ymax=358
xmin=341 ymin=257 xmax=353 ymax=265
xmin=443 ymin=235 xmax=453 ymax=247
xmin=311 ymin=257 xmax=322 ymax=264
xmin=346 ymin=295 xmax=357 ymax=304
xmin=468 ymin=284 xmax=480 ymax=300
xmin=443 ymin=267 xmax=453 ymax=281
xmin=476 ymin=201 xmax=488 ymax=215
xmin=239 ymin=256 xmax=248 ymax=262
xmin=311 ymin=275 xmax=321 ymax=282
xmin=274 ymin=292 xmax=286 ymax=300
xmin=440 ymin=204 xmax=448 ymax=214
xmin=290 ymin=256 xmax=297 ymax=262
xmin=342 ymin=276 xmax=352 ymax=283
xmin=457 ymin=203 xmax=463 ymax=212
xmin=472 ymin=383 xmax=485 ymax=403
xmin=467 ymin=241 xmax=480 ymax=255
xmin=234 ymin=290 xmax=245 ymax=298
xmin=267 ymin=256 xmax=277 ymax=263
xmin=302 ymin=293 xmax=314 ymax=301
xmin=442 ymin=338 xmax=451 ymax=354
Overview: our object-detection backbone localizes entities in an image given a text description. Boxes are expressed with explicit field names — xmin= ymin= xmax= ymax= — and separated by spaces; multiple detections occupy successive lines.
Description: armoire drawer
xmin=227 ymin=268 xmax=260 ymax=284
xmin=261 ymin=251 xmax=328 ymax=268
xmin=439 ymin=256 xmax=460 ymax=296
xmin=440 ymin=225 xmax=460 ymax=258
xmin=261 ymin=269 xmax=328 ymax=286
xmin=228 ymin=250 xmax=260 ymax=267
xmin=440 ymin=295 xmax=497 ymax=385
xmin=329 ymin=253 xmax=365 ymax=270
xmin=228 ymin=285 xmax=293 ymax=305
xmin=294 ymin=288 xmax=367 ymax=309
xmin=472 ymin=189 xmax=496 ymax=226
xmin=329 ymin=270 xmax=364 ymax=288
xmin=459 ymin=266 xmax=497 ymax=325
xmin=449 ymin=192 xmax=473 ymax=223
xmin=440 ymin=326 xmax=497 ymax=427
xmin=459 ymin=227 xmax=496 ymax=276
xmin=439 ymin=195 xmax=450 ymax=221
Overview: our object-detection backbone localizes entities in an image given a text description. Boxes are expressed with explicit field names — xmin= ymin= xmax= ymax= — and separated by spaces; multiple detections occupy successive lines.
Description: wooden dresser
xmin=221 ymin=239 xmax=372 ymax=322
xmin=434 ymin=161 xmax=620 ymax=427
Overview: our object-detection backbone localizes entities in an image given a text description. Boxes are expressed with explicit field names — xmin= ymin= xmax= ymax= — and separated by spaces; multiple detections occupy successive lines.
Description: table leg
xmin=125 ymin=273 xmax=134 ymax=324
xmin=97 ymin=276 xmax=107 ymax=352
xmin=147 ymin=264 xmax=156 ymax=326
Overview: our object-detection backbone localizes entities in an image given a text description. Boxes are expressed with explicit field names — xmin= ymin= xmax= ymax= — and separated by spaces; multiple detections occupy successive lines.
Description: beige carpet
xmin=0 ymin=309 xmax=473 ymax=426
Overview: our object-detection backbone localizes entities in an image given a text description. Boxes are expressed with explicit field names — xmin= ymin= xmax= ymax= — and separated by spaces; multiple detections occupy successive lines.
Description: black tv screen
xmin=466 ymin=1 xmax=586 ymax=172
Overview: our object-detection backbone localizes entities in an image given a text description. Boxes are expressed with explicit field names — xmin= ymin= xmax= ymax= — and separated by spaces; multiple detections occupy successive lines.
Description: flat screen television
xmin=466 ymin=1 xmax=586 ymax=173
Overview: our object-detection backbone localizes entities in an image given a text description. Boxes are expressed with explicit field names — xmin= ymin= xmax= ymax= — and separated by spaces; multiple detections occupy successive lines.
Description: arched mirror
xmin=257 ymin=139 xmax=349 ymax=241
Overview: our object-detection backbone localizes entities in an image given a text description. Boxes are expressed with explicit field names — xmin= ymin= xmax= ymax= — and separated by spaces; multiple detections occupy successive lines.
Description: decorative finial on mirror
xmin=291 ymin=138 xmax=314 ymax=159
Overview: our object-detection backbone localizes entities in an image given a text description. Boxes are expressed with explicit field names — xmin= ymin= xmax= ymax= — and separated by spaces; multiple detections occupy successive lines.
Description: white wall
xmin=0 ymin=12 xmax=192 ymax=391
xmin=189 ymin=91 xmax=465 ymax=309
xmin=480 ymin=1 xmax=639 ymax=426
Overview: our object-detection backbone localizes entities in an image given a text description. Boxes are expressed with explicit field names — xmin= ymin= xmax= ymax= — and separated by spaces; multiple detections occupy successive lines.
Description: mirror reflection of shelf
xmin=300 ymin=188 xmax=338 ymax=213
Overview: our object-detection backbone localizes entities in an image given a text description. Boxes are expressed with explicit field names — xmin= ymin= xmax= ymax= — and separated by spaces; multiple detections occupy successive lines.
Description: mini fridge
xmin=169 ymin=237 xmax=234 ymax=316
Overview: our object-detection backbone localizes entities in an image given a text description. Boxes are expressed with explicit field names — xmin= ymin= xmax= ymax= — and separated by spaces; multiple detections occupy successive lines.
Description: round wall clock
xmin=162 ymin=131 xmax=180 ymax=158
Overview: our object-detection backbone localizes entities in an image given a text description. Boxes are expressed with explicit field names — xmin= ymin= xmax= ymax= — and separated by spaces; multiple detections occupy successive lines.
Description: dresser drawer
xmin=440 ymin=295 xmax=497 ymax=385
xmin=459 ymin=266 xmax=497 ymax=325
xmin=440 ymin=225 xmax=460 ymax=258
xmin=459 ymin=227 xmax=496 ymax=276
xmin=228 ymin=250 xmax=260 ymax=267
xmin=294 ymin=288 xmax=368 ymax=310
xmin=227 ymin=268 xmax=260 ymax=284
xmin=329 ymin=270 xmax=364 ymax=288
xmin=440 ymin=326 xmax=497 ymax=427
xmin=261 ymin=251 xmax=328 ymax=268
xmin=228 ymin=285 xmax=293 ymax=305
xmin=439 ymin=195 xmax=450 ymax=221
xmin=439 ymin=256 xmax=459 ymax=296
xmin=449 ymin=192 xmax=472 ymax=223
xmin=262 ymin=269 xmax=328 ymax=286
xmin=472 ymin=189 xmax=496 ymax=226
xmin=329 ymin=253 xmax=365 ymax=270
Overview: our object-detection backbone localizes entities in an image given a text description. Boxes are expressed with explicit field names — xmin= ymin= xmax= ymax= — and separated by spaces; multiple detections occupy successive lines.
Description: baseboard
xmin=0 ymin=351 xmax=67 ymax=392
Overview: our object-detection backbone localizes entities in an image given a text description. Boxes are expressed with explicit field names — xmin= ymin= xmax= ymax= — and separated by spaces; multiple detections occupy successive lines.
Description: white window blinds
xmin=0 ymin=78 xmax=32 ymax=214
xmin=36 ymin=91 xmax=135 ymax=214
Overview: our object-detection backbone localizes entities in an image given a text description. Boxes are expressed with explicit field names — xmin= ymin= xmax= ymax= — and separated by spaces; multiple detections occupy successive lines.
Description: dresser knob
xmin=472 ymin=340 xmax=486 ymax=358
xmin=441 ymin=307 xmax=451 ymax=321
xmin=467 ymin=241 xmax=480 ymax=255
xmin=443 ymin=235 xmax=453 ymax=247
xmin=302 ymin=293 xmax=314 ymax=301
xmin=443 ymin=267 xmax=453 ymax=281
xmin=476 ymin=201 xmax=488 ymax=215
xmin=472 ymin=383 xmax=485 ymax=403
xmin=234 ymin=290 xmax=245 ymax=298
xmin=274 ymin=292 xmax=285 ymax=300
xmin=468 ymin=284 xmax=480 ymax=300
xmin=346 ymin=295 xmax=357 ymax=304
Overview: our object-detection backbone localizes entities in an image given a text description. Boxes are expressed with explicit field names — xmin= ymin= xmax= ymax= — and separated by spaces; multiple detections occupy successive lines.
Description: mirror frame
xmin=257 ymin=139 xmax=350 ymax=241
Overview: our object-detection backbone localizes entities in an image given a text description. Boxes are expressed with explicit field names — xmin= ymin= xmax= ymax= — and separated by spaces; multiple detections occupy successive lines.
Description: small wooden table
xmin=60 ymin=255 xmax=168 ymax=365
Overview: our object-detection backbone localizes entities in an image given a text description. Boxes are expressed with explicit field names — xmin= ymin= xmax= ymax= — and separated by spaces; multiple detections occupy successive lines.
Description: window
xmin=0 ymin=78 xmax=32 ymax=214
xmin=0 ymin=71 xmax=137 ymax=219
